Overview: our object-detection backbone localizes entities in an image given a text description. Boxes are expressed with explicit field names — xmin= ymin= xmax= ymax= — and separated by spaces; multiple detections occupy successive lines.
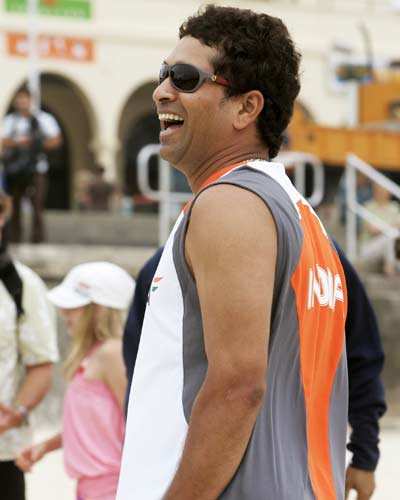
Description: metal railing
xmin=345 ymin=154 xmax=400 ymax=267
xmin=137 ymin=144 xmax=189 ymax=245
xmin=275 ymin=151 xmax=325 ymax=208
xmin=137 ymin=145 xmax=325 ymax=246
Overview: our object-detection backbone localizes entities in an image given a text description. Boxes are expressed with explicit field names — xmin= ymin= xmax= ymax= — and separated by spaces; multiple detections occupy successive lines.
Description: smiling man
xmin=117 ymin=6 xmax=348 ymax=500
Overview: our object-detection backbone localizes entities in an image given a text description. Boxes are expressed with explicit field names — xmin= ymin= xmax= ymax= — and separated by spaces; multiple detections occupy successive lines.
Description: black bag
xmin=2 ymin=115 xmax=43 ymax=189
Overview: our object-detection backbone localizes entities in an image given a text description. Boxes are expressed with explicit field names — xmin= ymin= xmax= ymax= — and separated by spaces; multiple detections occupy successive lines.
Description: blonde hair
xmin=64 ymin=303 xmax=125 ymax=380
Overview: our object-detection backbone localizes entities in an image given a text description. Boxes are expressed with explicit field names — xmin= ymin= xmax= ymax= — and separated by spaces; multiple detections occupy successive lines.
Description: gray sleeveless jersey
xmin=117 ymin=160 xmax=348 ymax=500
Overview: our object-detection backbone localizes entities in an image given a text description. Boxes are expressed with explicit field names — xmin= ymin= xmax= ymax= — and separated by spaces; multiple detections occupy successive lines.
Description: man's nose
xmin=153 ymin=77 xmax=178 ymax=105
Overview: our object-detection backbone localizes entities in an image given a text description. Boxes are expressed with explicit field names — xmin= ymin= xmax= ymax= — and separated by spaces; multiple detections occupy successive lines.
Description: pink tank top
xmin=63 ymin=345 xmax=125 ymax=499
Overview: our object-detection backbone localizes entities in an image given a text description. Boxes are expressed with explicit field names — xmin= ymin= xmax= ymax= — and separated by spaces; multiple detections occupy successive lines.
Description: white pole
xmin=159 ymin=157 xmax=172 ymax=246
xmin=347 ymin=81 xmax=359 ymax=127
xmin=294 ymin=161 xmax=306 ymax=198
xmin=27 ymin=0 xmax=41 ymax=115
xmin=346 ymin=156 xmax=357 ymax=261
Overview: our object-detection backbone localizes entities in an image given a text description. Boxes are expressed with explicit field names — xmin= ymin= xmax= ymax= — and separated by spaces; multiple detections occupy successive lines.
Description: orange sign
xmin=6 ymin=32 xmax=94 ymax=62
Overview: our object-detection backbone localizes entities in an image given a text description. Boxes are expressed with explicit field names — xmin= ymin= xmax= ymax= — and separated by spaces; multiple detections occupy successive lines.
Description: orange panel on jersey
xmin=291 ymin=201 xmax=347 ymax=499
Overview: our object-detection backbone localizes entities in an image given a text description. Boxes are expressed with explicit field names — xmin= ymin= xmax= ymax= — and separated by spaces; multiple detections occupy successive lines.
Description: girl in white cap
xmin=15 ymin=262 xmax=135 ymax=500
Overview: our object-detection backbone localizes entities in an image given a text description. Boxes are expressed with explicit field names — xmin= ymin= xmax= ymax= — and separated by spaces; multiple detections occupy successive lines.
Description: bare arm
xmin=1 ymin=137 xmax=18 ymax=149
xmin=365 ymin=222 xmax=381 ymax=237
xmin=43 ymin=134 xmax=62 ymax=150
xmin=99 ymin=340 xmax=127 ymax=410
xmin=164 ymin=185 xmax=277 ymax=500
xmin=0 ymin=363 xmax=53 ymax=434
xmin=15 ymin=363 xmax=53 ymax=410
xmin=15 ymin=433 xmax=62 ymax=472
xmin=41 ymin=433 xmax=62 ymax=452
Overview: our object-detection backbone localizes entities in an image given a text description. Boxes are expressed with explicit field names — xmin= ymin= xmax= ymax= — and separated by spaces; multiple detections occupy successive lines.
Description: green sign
xmin=5 ymin=0 xmax=91 ymax=19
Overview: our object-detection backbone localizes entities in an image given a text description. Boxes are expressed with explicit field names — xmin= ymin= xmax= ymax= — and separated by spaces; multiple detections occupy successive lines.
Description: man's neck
xmin=187 ymin=147 xmax=268 ymax=194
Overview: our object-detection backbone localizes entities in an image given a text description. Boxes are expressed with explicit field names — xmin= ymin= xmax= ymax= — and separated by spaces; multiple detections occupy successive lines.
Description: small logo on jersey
xmin=147 ymin=276 xmax=163 ymax=305
xmin=307 ymin=266 xmax=344 ymax=310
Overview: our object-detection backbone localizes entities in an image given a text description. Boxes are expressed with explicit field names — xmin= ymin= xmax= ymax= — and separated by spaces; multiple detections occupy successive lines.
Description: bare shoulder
xmin=90 ymin=339 xmax=124 ymax=385
xmin=194 ymin=183 xmax=271 ymax=214
xmin=187 ymin=183 xmax=276 ymax=258
xmin=95 ymin=338 xmax=123 ymax=364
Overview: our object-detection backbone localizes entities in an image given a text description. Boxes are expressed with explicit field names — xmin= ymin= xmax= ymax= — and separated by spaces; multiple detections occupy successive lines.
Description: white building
xmin=0 ymin=0 xmax=398 ymax=208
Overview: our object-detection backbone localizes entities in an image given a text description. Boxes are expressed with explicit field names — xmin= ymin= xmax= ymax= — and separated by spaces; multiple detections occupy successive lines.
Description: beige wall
xmin=0 ymin=0 xmax=399 ymax=193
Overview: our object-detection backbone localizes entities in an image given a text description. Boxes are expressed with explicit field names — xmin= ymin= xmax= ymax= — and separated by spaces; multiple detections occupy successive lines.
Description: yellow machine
xmin=290 ymin=80 xmax=400 ymax=171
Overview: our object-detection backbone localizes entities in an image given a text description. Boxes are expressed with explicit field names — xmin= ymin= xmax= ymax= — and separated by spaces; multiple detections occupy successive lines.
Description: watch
xmin=14 ymin=405 xmax=29 ymax=426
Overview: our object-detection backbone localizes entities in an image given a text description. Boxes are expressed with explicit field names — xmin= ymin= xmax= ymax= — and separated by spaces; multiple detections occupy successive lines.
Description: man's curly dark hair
xmin=179 ymin=5 xmax=301 ymax=159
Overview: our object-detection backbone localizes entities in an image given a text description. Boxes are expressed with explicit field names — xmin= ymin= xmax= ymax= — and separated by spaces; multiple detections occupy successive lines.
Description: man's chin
xmin=159 ymin=145 xmax=169 ymax=160
xmin=159 ymin=144 xmax=178 ymax=166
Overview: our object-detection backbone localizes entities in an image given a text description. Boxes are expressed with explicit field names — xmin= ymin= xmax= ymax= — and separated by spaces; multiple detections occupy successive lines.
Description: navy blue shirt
xmin=335 ymin=243 xmax=386 ymax=471
xmin=123 ymin=247 xmax=164 ymax=407
xmin=123 ymin=243 xmax=386 ymax=471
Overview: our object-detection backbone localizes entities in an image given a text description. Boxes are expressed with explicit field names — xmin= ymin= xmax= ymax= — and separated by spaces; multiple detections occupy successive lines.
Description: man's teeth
xmin=158 ymin=113 xmax=184 ymax=123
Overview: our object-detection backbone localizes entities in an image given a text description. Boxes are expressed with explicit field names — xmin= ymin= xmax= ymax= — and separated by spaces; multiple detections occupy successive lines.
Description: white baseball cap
xmin=47 ymin=261 xmax=135 ymax=310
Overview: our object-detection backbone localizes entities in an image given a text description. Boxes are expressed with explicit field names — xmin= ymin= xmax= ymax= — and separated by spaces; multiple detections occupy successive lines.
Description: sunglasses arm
xmin=210 ymin=75 xmax=230 ymax=88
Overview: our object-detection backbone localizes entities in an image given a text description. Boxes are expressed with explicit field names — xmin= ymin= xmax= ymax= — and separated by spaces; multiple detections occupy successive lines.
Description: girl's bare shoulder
xmin=95 ymin=338 xmax=123 ymax=361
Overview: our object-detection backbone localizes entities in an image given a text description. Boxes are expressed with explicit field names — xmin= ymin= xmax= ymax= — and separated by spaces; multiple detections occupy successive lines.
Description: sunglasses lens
xmin=170 ymin=64 xmax=200 ymax=92
xmin=159 ymin=64 xmax=169 ymax=85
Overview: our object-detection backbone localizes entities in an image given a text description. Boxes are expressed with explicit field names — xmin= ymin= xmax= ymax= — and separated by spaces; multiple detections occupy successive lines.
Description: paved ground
xmin=367 ymin=422 xmax=400 ymax=500
xmin=26 ymin=419 xmax=400 ymax=500
xmin=27 ymin=448 xmax=75 ymax=499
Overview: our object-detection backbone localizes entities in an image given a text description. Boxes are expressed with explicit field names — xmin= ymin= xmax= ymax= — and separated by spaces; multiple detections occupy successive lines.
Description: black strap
xmin=0 ymin=257 xmax=24 ymax=318
xmin=7 ymin=112 xmax=43 ymax=150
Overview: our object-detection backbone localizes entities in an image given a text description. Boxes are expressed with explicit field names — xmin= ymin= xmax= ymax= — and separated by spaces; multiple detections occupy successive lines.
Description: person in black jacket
xmin=122 ymin=247 xmax=164 ymax=408
xmin=335 ymin=244 xmax=386 ymax=499
xmin=123 ymin=243 xmax=386 ymax=500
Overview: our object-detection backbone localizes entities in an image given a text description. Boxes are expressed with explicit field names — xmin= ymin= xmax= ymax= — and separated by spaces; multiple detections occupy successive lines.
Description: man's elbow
xmin=224 ymin=377 xmax=266 ymax=412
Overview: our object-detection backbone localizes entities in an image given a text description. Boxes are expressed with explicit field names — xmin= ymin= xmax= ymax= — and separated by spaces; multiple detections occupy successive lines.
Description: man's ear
xmin=233 ymin=90 xmax=264 ymax=131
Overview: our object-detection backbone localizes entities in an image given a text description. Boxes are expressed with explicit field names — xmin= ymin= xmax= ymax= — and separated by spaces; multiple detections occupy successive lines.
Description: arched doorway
xmin=118 ymin=82 xmax=159 ymax=211
xmin=5 ymin=74 xmax=96 ymax=209
xmin=40 ymin=73 xmax=96 ymax=209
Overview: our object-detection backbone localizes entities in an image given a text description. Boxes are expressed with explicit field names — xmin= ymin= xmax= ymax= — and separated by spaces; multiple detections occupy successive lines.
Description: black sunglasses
xmin=159 ymin=63 xmax=230 ymax=93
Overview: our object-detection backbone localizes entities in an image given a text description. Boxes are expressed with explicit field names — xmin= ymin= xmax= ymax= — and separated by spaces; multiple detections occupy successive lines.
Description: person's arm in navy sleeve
xmin=122 ymin=247 xmax=164 ymax=413
xmin=334 ymin=241 xmax=386 ymax=499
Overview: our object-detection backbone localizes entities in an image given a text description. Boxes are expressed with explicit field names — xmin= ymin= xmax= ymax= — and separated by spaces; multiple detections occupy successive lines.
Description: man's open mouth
xmin=158 ymin=113 xmax=184 ymax=131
